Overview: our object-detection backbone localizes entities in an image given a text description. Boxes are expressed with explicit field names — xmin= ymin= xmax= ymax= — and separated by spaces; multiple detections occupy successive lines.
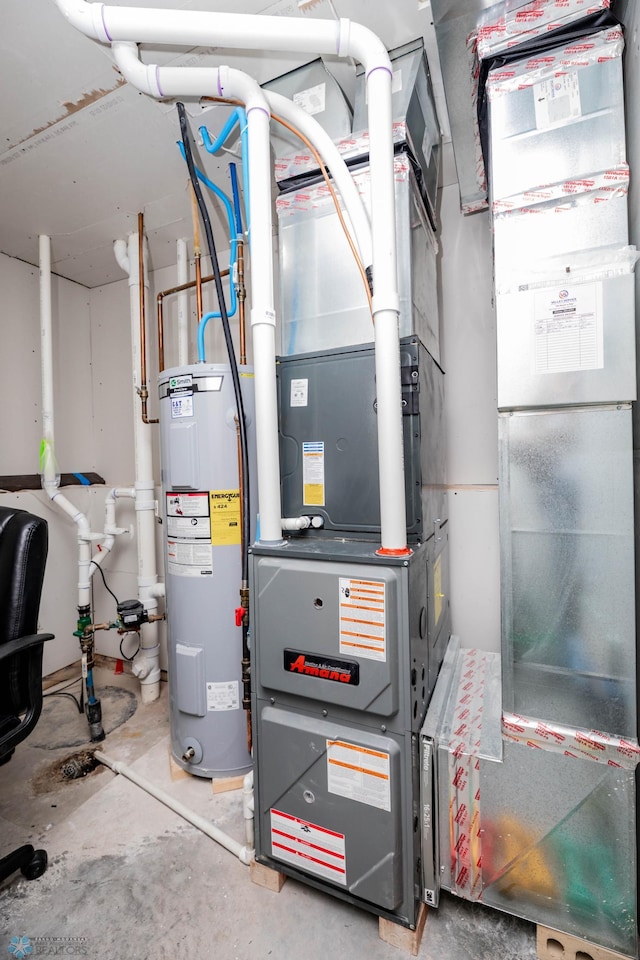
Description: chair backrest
xmin=0 ymin=507 xmax=48 ymax=646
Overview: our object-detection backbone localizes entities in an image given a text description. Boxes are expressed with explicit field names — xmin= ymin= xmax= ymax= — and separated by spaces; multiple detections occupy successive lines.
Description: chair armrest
xmin=0 ymin=633 xmax=54 ymax=662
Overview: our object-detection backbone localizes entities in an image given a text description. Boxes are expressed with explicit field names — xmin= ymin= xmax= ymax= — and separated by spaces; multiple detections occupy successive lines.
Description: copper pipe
xmin=195 ymin=252 xmax=204 ymax=326
xmin=237 ymin=238 xmax=247 ymax=366
xmin=157 ymin=269 xmax=230 ymax=373
xmin=137 ymin=212 xmax=159 ymax=425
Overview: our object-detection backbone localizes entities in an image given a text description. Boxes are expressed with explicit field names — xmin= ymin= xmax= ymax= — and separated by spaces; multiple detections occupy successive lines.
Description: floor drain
xmin=59 ymin=751 xmax=100 ymax=780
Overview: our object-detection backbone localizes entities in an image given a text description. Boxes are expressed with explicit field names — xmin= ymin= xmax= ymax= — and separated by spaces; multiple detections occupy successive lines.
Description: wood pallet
xmin=537 ymin=925 xmax=631 ymax=960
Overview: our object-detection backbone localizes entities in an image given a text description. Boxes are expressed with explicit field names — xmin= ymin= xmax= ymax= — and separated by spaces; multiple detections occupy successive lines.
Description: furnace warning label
xmin=327 ymin=740 xmax=391 ymax=812
xmin=533 ymin=282 xmax=603 ymax=375
xmin=206 ymin=680 xmax=239 ymax=712
xmin=534 ymin=71 xmax=581 ymax=131
xmin=270 ymin=808 xmax=346 ymax=886
xmin=290 ymin=378 xmax=308 ymax=407
xmin=209 ymin=490 xmax=241 ymax=546
xmin=339 ymin=578 xmax=386 ymax=662
xmin=303 ymin=441 xmax=325 ymax=506
xmin=167 ymin=539 xmax=213 ymax=577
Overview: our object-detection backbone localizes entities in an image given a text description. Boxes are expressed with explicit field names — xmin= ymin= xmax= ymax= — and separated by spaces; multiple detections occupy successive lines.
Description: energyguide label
xmin=270 ymin=809 xmax=346 ymax=886
xmin=338 ymin=577 xmax=386 ymax=662
xmin=326 ymin=740 xmax=391 ymax=812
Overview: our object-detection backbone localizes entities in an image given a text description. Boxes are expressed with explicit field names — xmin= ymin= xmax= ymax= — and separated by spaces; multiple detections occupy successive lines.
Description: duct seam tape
xmin=492 ymin=164 xmax=629 ymax=215
xmin=448 ymin=649 xmax=489 ymax=901
xmin=273 ymin=121 xmax=408 ymax=184
xmin=477 ymin=0 xmax=612 ymax=60
xmin=501 ymin=712 xmax=640 ymax=769
xmin=486 ymin=27 xmax=624 ymax=99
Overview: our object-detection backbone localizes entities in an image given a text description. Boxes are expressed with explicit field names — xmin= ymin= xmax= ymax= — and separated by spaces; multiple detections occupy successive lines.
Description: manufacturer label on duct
xmin=283 ymin=649 xmax=359 ymax=685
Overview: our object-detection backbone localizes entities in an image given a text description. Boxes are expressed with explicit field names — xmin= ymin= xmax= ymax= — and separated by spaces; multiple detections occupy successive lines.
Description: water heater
xmin=159 ymin=362 xmax=256 ymax=778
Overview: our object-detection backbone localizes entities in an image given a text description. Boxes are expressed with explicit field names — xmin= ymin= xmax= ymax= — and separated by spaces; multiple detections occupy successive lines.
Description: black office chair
xmin=0 ymin=505 xmax=54 ymax=883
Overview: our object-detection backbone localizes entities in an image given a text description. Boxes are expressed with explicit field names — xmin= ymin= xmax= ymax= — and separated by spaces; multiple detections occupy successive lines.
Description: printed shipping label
xmin=167 ymin=538 xmax=213 ymax=577
xmin=533 ymin=71 xmax=581 ymax=130
xmin=339 ymin=578 xmax=386 ymax=662
xmin=303 ymin=441 xmax=325 ymax=506
xmin=293 ymin=82 xmax=326 ymax=116
xmin=206 ymin=680 xmax=239 ymax=712
xmin=166 ymin=492 xmax=210 ymax=518
xmin=327 ymin=740 xmax=391 ymax=812
xmin=533 ymin=282 xmax=603 ymax=375
xmin=270 ymin=808 xmax=346 ymax=886
xmin=209 ymin=490 xmax=241 ymax=546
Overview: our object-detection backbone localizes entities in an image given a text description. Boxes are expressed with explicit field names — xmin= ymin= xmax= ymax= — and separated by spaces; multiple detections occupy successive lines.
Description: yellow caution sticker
xmin=209 ymin=490 xmax=241 ymax=546
xmin=303 ymin=441 xmax=325 ymax=507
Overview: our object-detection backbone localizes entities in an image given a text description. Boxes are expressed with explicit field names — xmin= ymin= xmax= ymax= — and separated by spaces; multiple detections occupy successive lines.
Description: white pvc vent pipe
xmin=53 ymin=1 xmax=409 ymax=553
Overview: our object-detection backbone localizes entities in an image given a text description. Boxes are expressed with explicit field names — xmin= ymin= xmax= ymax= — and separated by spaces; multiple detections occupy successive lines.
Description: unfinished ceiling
xmin=1 ymin=0 xmax=440 ymax=288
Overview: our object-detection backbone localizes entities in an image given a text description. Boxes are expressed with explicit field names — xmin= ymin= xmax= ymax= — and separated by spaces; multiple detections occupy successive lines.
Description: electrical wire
xmin=43 ymin=676 xmax=83 ymax=713
xmin=176 ymin=103 xmax=250 ymax=588
xmin=202 ymin=95 xmax=374 ymax=317
xmin=90 ymin=560 xmax=120 ymax=605
xmin=119 ymin=633 xmax=141 ymax=662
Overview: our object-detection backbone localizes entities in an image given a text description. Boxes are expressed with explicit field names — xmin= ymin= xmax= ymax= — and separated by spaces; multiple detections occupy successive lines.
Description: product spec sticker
xmin=339 ymin=577 xmax=386 ymax=662
xmin=171 ymin=394 xmax=193 ymax=419
xmin=290 ymin=378 xmax=308 ymax=408
xmin=326 ymin=740 xmax=391 ymax=812
xmin=270 ymin=808 xmax=346 ymax=886
xmin=302 ymin=441 xmax=325 ymax=506
xmin=206 ymin=680 xmax=239 ymax=712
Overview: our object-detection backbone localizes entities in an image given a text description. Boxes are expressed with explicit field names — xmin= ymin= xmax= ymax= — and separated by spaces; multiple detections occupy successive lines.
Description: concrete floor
xmin=0 ymin=666 xmax=538 ymax=960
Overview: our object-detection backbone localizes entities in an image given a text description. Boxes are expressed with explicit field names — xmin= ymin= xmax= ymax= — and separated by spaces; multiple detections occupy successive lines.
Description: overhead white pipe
xmin=176 ymin=238 xmax=190 ymax=366
xmin=54 ymin=2 xmax=408 ymax=553
xmin=113 ymin=232 xmax=162 ymax=702
xmin=95 ymin=750 xmax=253 ymax=864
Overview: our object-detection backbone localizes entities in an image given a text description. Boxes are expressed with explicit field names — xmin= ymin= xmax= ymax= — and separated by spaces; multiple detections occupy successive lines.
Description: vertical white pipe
xmin=176 ymin=238 xmax=190 ymax=366
xmin=125 ymin=231 xmax=161 ymax=703
xmin=367 ymin=69 xmax=407 ymax=553
xmin=39 ymin=235 xmax=94 ymax=609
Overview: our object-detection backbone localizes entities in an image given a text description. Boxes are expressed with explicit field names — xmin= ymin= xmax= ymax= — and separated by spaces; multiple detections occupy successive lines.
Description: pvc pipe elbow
xmin=113 ymin=239 xmax=129 ymax=275
xmin=112 ymin=41 xmax=161 ymax=97
xmin=53 ymin=0 xmax=110 ymax=43
xmin=219 ymin=66 xmax=269 ymax=118
xmin=345 ymin=21 xmax=392 ymax=77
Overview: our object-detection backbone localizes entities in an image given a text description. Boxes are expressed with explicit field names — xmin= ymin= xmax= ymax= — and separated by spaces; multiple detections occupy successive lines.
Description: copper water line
xmin=137 ymin=212 xmax=159 ymax=425
xmin=195 ymin=252 xmax=204 ymax=326
xmin=156 ymin=268 xmax=230 ymax=372
xmin=237 ymin=238 xmax=247 ymax=366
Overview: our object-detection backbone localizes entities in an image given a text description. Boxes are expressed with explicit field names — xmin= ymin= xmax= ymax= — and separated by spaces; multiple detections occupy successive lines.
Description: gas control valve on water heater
xmin=159 ymin=363 xmax=256 ymax=779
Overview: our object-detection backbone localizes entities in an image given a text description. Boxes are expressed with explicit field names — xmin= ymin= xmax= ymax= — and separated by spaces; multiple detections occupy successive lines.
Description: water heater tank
xmin=159 ymin=363 xmax=256 ymax=778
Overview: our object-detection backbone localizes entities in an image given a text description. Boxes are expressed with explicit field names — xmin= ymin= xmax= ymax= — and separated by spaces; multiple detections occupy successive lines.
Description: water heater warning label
xmin=167 ymin=539 xmax=213 ymax=577
xmin=270 ymin=809 xmax=346 ymax=886
xmin=338 ymin=578 xmax=386 ymax=662
xmin=327 ymin=740 xmax=391 ymax=812
xmin=302 ymin=441 xmax=325 ymax=506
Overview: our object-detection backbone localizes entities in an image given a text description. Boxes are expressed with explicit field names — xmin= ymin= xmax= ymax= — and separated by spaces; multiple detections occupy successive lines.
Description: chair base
xmin=0 ymin=844 xmax=48 ymax=884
